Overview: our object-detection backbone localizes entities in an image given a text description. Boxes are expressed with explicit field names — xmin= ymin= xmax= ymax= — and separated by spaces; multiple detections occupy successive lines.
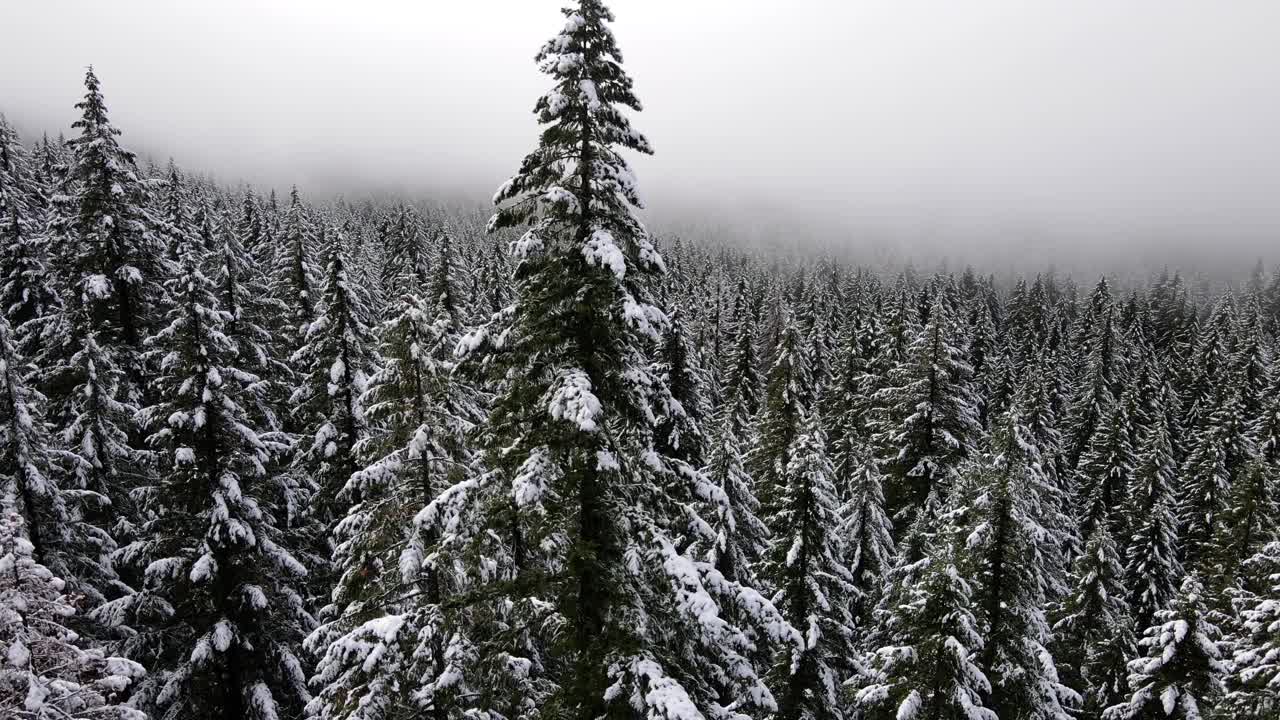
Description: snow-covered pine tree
xmin=836 ymin=441 xmax=894 ymax=635
xmin=471 ymin=2 xmax=788 ymax=716
xmin=272 ymin=187 xmax=319 ymax=355
xmin=0 ymin=314 xmax=66 ymax=572
xmin=654 ymin=309 xmax=708 ymax=467
xmin=0 ymin=202 xmax=60 ymax=371
xmin=1179 ymin=384 xmax=1257 ymax=571
xmin=1076 ymin=397 xmax=1138 ymax=555
xmin=0 ymin=506 xmax=146 ymax=720
xmin=855 ymin=514 xmax=996 ymax=720
xmin=307 ymin=228 xmax=483 ymax=720
xmin=750 ymin=311 xmax=812 ymax=513
xmin=1102 ymin=575 xmax=1227 ymax=720
xmin=1064 ymin=280 xmax=1121 ymax=471
xmin=872 ymin=291 xmax=981 ymax=533
xmin=699 ymin=410 xmax=769 ymax=588
xmin=1052 ymin=524 xmax=1135 ymax=720
xmin=290 ymin=233 xmax=379 ymax=537
xmin=759 ymin=414 xmax=854 ymax=720
xmin=47 ymin=67 xmax=166 ymax=395
xmin=1221 ymin=540 xmax=1280 ymax=719
xmin=38 ymin=310 xmax=142 ymax=609
xmin=964 ymin=402 xmax=1076 ymax=720
xmin=0 ymin=115 xmax=37 ymax=216
xmin=1123 ymin=386 xmax=1184 ymax=633
xmin=721 ymin=278 xmax=762 ymax=437
xmin=1180 ymin=295 xmax=1236 ymax=438
xmin=156 ymin=162 xmax=198 ymax=262
xmin=110 ymin=249 xmax=312 ymax=720
xmin=206 ymin=207 xmax=290 ymax=429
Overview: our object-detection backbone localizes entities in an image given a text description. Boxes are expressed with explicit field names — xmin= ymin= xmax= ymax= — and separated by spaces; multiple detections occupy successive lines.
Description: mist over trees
xmin=2 ymin=2 xmax=1280 ymax=719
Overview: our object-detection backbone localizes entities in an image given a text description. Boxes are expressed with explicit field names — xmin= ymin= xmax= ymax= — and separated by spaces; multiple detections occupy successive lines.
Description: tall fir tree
xmin=469 ymin=3 xmax=786 ymax=717
xmin=856 ymin=516 xmax=996 ymax=720
xmin=759 ymin=415 xmax=854 ymax=720
xmin=750 ymin=312 xmax=812 ymax=514
xmin=1102 ymin=575 xmax=1227 ymax=720
xmin=109 ymin=251 xmax=312 ymax=720
xmin=290 ymin=235 xmax=380 ymax=538
xmin=964 ymin=403 xmax=1076 ymax=720
xmin=47 ymin=67 xmax=166 ymax=395
xmin=1221 ymin=540 xmax=1280 ymax=719
xmin=872 ymin=292 xmax=981 ymax=533
xmin=1122 ymin=391 xmax=1184 ymax=633
xmin=307 ymin=228 xmax=483 ymax=720
xmin=1051 ymin=524 xmax=1134 ymax=720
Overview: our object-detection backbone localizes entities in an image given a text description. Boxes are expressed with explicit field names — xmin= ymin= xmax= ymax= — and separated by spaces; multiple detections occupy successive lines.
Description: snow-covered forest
xmin=2 ymin=2 xmax=1280 ymax=719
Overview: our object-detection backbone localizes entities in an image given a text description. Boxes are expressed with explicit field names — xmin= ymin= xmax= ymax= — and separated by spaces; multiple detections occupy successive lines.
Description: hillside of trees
xmin=2 ymin=2 xmax=1280 ymax=720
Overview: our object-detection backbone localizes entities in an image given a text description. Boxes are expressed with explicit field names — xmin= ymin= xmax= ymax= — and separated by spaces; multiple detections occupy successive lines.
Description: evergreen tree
xmin=700 ymin=411 xmax=769 ymax=587
xmin=1102 ymin=575 xmax=1227 ymax=720
xmin=759 ymin=416 xmax=854 ymax=720
xmin=307 ymin=229 xmax=482 ymax=720
xmin=470 ymin=3 xmax=785 ymax=717
xmin=837 ymin=442 xmax=894 ymax=633
xmin=110 ymin=251 xmax=312 ymax=720
xmin=0 ymin=507 xmax=146 ymax=720
xmin=156 ymin=163 xmax=197 ymax=262
xmin=1076 ymin=398 xmax=1138 ymax=555
xmin=654 ymin=309 xmax=708 ymax=467
xmin=0 ymin=204 xmax=60 ymax=360
xmin=1221 ymin=540 xmax=1280 ymax=719
xmin=965 ymin=404 xmax=1076 ymax=720
xmin=1180 ymin=386 xmax=1256 ymax=571
xmin=272 ymin=187 xmax=319 ymax=353
xmin=873 ymin=292 xmax=981 ymax=531
xmin=1123 ymin=394 xmax=1184 ymax=633
xmin=1065 ymin=281 xmax=1121 ymax=471
xmin=1052 ymin=525 xmax=1135 ymax=720
xmin=750 ymin=312 xmax=811 ymax=512
xmin=47 ymin=67 xmax=166 ymax=392
xmin=290 ymin=235 xmax=379 ymax=535
xmin=212 ymin=208 xmax=291 ymax=430
xmin=856 ymin=520 xmax=996 ymax=720
xmin=0 ymin=314 xmax=64 ymax=568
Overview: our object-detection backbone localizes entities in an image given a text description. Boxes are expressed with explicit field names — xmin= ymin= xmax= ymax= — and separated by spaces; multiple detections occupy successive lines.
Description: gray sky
xmin=4 ymin=0 xmax=1279 ymax=265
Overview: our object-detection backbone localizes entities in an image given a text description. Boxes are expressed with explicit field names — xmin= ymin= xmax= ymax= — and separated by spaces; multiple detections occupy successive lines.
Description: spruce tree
xmin=837 ymin=442 xmax=894 ymax=634
xmin=654 ymin=309 xmax=708 ymax=467
xmin=1065 ymin=281 xmax=1121 ymax=471
xmin=272 ymin=187 xmax=319 ymax=354
xmin=965 ymin=404 xmax=1076 ymax=720
xmin=307 ymin=229 xmax=483 ymax=720
xmin=699 ymin=411 xmax=769 ymax=587
xmin=759 ymin=415 xmax=854 ymax=720
xmin=750 ymin=312 xmax=812 ymax=513
xmin=455 ymin=2 xmax=783 ymax=712
xmin=1052 ymin=525 xmax=1135 ymax=720
xmin=1123 ymin=393 xmax=1184 ymax=633
xmin=1076 ymin=398 xmax=1138 ymax=555
xmin=290 ymin=235 xmax=379 ymax=536
xmin=0 ymin=204 xmax=60 ymax=360
xmin=47 ymin=67 xmax=166 ymax=392
xmin=856 ymin=520 xmax=996 ymax=720
xmin=872 ymin=292 xmax=981 ymax=531
xmin=1222 ymin=540 xmax=1280 ymax=719
xmin=1180 ymin=386 xmax=1256 ymax=571
xmin=468 ymin=3 xmax=785 ymax=716
xmin=1102 ymin=575 xmax=1227 ymax=720
xmin=111 ymin=250 xmax=311 ymax=720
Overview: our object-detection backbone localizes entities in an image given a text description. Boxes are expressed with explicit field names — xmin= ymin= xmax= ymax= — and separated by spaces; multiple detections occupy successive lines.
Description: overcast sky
xmin=4 ymin=1 xmax=1279 ymax=265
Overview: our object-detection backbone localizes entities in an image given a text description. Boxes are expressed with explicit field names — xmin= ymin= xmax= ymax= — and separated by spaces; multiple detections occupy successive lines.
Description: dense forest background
xmin=2 ymin=3 xmax=1280 ymax=720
